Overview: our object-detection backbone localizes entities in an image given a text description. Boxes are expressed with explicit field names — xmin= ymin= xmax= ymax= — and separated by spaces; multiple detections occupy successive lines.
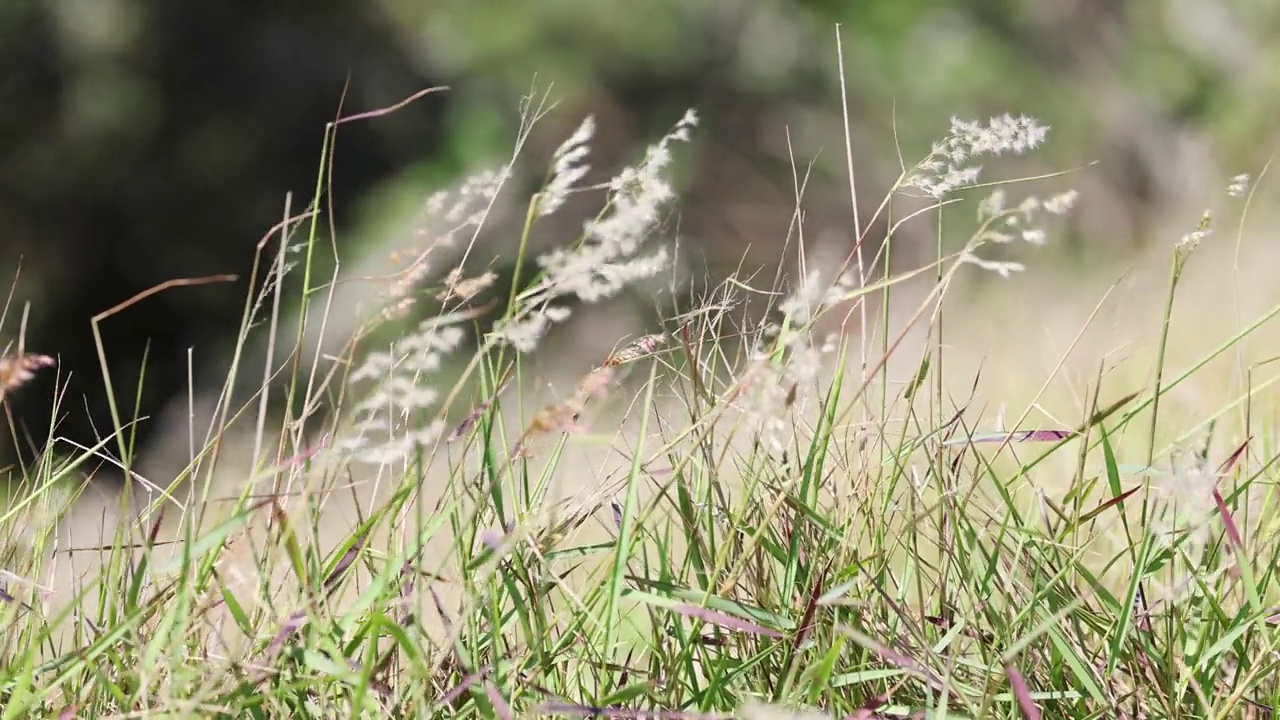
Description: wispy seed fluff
xmin=907 ymin=113 xmax=1050 ymax=198
xmin=338 ymin=322 xmax=466 ymax=465
xmin=963 ymin=187 xmax=1076 ymax=279
xmin=496 ymin=109 xmax=698 ymax=351
xmin=931 ymin=115 xmax=1078 ymax=281
xmin=777 ymin=269 xmax=856 ymax=326
xmin=538 ymin=115 xmax=597 ymax=217
xmin=1226 ymin=173 xmax=1250 ymax=198
xmin=738 ymin=271 xmax=847 ymax=455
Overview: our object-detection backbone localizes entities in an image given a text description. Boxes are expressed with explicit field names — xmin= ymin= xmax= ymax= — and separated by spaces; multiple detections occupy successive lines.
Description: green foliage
xmin=4 ymin=32 xmax=1280 ymax=718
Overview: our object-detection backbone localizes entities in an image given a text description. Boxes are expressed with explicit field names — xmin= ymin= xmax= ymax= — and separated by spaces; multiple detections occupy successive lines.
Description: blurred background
xmin=1 ymin=0 xmax=1277 ymax=474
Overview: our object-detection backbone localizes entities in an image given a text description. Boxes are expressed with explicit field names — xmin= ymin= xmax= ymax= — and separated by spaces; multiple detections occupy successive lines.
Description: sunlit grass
xmin=2 ymin=58 xmax=1280 ymax=720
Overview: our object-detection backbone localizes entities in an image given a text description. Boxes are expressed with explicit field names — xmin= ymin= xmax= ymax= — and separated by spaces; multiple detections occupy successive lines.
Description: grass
xmin=2 ymin=62 xmax=1280 ymax=719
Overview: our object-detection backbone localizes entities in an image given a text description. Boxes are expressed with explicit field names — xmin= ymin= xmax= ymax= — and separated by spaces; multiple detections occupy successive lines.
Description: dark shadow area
xmin=0 ymin=2 xmax=450 ymax=475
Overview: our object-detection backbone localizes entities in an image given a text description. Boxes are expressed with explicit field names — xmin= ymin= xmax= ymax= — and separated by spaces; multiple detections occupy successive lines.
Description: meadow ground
xmin=3 ymin=78 xmax=1280 ymax=719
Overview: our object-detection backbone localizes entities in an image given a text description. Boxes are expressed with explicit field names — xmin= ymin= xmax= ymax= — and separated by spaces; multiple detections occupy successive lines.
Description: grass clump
xmin=2 ymin=65 xmax=1280 ymax=720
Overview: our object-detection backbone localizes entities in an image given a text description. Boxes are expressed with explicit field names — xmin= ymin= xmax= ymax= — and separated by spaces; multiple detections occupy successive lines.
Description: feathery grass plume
xmin=605 ymin=332 xmax=668 ymax=366
xmin=336 ymin=321 xmax=466 ymax=465
xmin=777 ymin=269 xmax=856 ymax=326
xmin=890 ymin=113 xmax=1070 ymax=279
xmin=383 ymin=166 xmax=513 ymax=317
xmin=1149 ymin=453 xmax=1220 ymax=555
xmin=335 ymin=109 xmax=693 ymax=465
xmin=307 ymin=165 xmax=510 ymax=459
xmin=1042 ymin=189 xmax=1079 ymax=215
xmin=493 ymin=305 xmax=572 ymax=354
xmin=1226 ymin=172 xmax=1250 ymax=198
xmin=427 ymin=166 xmax=513 ymax=229
xmin=0 ymin=353 xmax=55 ymax=401
xmin=905 ymin=113 xmax=1049 ymax=198
xmin=435 ymin=267 xmax=497 ymax=304
xmin=961 ymin=186 xmax=1077 ymax=278
xmin=514 ymin=364 xmax=615 ymax=457
xmin=1176 ymin=210 xmax=1213 ymax=260
xmin=737 ymin=271 xmax=849 ymax=454
xmin=537 ymin=114 xmax=596 ymax=217
xmin=22 ymin=72 xmax=1274 ymax=714
xmin=1141 ymin=451 xmax=1236 ymax=612
xmin=494 ymin=109 xmax=698 ymax=351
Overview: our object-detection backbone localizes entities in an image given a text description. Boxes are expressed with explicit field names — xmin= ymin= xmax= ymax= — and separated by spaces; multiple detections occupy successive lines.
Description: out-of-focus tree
xmin=3 ymin=0 xmax=1277 ymax=475
xmin=380 ymin=0 xmax=1280 ymax=267
xmin=0 ymin=1 xmax=450 ymax=472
